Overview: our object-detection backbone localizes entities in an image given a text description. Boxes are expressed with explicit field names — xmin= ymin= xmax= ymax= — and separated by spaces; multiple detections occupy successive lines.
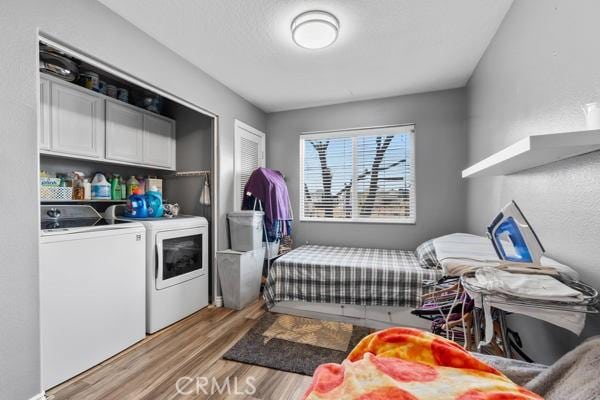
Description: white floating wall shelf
xmin=462 ymin=129 xmax=600 ymax=178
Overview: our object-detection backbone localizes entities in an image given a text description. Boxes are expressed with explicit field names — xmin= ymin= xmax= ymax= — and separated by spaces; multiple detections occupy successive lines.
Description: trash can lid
xmin=217 ymin=248 xmax=264 ymax=256
xmin=217 ymin=249 xmax=245 ymax=255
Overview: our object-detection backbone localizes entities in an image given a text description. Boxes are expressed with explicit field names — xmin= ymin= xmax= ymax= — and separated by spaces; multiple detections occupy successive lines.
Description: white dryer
xmin=106 ymin=205 xmax=209 ymax=333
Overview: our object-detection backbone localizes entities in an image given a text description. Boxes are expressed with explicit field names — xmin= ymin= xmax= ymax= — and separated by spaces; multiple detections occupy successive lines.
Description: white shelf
xmin=462 ymin=129 xmax=600 ymax=178
xmin=41 ymin=199 xmax=126 ymax=203
xmin=40 ymin=149 xmax=175 ymax=172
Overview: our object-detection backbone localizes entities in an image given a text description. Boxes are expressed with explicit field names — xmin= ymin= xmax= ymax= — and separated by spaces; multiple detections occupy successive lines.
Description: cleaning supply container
xmin=145 ymin=186 xmax=164 ymax=218
xmin=227 ymin=211 xmax=264 ymax=251
xmin=120 ymin=178 xmax=127 ymax=200
xmin=124 ymin=188 xmax=149 ymax=218
xmin=83 ymin=178 xmax=92 ymax=200
xmin=126 ymin=176 xmax=140 ymax=197
xmin=110 ymin=174 xmax=122 ymax=200
xmin=91 ymin=172 xmax=111 ymax=200
xmin=72 ymin=172 xmax=85 ymax=201
xmin=217 ymin=248 xmax=265 ymax=310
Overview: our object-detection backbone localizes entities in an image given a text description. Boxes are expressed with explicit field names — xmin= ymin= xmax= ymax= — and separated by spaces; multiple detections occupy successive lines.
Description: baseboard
xmin=28 ymin=391 xmax=46 ymax=400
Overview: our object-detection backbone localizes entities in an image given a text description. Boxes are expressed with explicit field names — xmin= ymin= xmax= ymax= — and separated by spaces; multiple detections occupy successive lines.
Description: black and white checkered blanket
xmin=263 ymin=245 xmax=443 ymax=309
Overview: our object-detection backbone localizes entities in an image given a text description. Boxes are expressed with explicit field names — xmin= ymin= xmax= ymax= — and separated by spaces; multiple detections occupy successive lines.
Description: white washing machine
xmin=105 ymin=205 xmax=209 ymax=333
xmin=40 ymin=205 xmax=146 ymax=389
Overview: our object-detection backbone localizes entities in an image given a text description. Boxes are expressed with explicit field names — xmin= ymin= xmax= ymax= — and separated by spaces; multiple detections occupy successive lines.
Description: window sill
xmin=299 ymin=217 xmax=416 ymax=225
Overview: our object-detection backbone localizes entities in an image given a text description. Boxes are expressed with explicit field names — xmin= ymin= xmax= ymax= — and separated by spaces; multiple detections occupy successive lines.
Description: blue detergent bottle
xmin=145 ymin=186 xmax=164 ymax=218
xmin=124 ymin=188 xmax=149 ymax=218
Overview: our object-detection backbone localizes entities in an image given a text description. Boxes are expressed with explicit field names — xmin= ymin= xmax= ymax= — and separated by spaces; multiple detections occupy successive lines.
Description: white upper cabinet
xmin=105 ymin=100 xmax=144 ymax=164
xmin=51 ymin=83 xmax=104 ymax=158
xmin=143 ymin=113 xmax=176 ymax=169
xmin=50 ymin=81 xmax=104 ymax=158
xmin=40 ymin=74 xmax=176 ymax=170
xmin=39 ymin=77 xmax=51 ymax=150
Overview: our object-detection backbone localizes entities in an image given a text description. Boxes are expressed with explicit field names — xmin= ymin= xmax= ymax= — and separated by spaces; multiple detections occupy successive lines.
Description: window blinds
xmin=300 ymin=125 xmax=415 ymax=223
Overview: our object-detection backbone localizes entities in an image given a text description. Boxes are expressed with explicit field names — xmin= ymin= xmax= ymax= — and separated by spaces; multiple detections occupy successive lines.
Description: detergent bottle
xmin=124 ymin=188 xmax=148 ymax=218
xmin=126 ymin=176 xmax=140 ymax=197
xmin=110 ymin=174 xmax=122 ymax=200
xmin=91 ymin=172 xmax=111 ymax=200
xmin=145 ymin=186 xmax=164 ymax=218
xmin=120 ymin=177 xmax=127 ymax=200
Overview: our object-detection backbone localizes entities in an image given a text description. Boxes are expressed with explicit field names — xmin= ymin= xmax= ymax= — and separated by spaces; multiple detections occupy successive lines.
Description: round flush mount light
xmin=291 ymin=10 xmax=339 ymax=49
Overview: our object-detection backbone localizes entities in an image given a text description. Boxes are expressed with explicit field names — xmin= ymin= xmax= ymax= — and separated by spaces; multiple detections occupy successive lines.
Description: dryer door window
xmin=156 ymin=227 xmax=208 ymax=290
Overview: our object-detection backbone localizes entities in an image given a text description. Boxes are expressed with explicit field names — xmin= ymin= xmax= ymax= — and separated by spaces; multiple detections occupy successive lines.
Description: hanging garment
xmin=243 ymin=197 xmax=293 ymax=242
xmin=242 ymin=167 xmax=293 ymax=241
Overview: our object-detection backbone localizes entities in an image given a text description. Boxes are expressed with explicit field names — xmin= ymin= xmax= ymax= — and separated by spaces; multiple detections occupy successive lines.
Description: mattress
xmin=263 ymin=245 xmax=442 ymax=309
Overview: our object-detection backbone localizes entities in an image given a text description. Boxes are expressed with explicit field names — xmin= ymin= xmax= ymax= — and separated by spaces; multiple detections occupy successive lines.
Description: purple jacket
xmin=242 ymin=167 xmax=292 ymax=226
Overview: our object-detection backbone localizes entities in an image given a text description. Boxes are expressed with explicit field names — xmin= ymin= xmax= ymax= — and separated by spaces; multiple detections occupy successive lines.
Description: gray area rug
xmin=223 ymin=312 xmax=371 ymax=376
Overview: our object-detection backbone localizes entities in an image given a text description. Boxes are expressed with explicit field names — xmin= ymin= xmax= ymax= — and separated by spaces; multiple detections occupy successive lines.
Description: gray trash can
xmin=217 ymin=248 xmax=265 ymax=310
xmin=228 ymin=211 xmax=264 ymax=251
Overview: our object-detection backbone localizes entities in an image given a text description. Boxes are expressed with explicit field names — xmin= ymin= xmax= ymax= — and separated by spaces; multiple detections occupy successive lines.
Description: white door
xmin=234 ymin=120 xmax=266 ymax=210
xmin=39 ymin=77 xmax=51 ymax=150
xmin=50 ymin=81 xmax=104 ymax=158
xmin=105 ymin=100 xmax=144 ymax=163
xmin=143 ymin=113 xmax=176 ymax=169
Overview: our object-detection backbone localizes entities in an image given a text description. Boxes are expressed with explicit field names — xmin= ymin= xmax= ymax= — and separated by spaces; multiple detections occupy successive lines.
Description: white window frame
xmin=299 ymin=124 xmax=416 ymax=224
xmin=234 ymin=119 xmax=266 ymax=211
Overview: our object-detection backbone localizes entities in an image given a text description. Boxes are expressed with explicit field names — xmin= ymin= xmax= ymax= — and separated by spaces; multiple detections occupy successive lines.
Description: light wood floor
xmin=47 ymin=300 xmax=312 ymax=400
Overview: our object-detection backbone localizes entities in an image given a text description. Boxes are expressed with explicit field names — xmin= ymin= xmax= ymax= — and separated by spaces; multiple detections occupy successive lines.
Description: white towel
xmin=464 ymin=270 xmax=587 ymax=343
xmin=472 ymin=295 xmax=587 ymax=343
xmin=474 ymin=269 xmax=583 ymax=302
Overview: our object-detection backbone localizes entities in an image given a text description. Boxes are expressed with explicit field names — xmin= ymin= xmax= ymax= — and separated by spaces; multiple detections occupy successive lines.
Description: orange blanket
xmin=303 ymin=327 xmax=542 ymax=400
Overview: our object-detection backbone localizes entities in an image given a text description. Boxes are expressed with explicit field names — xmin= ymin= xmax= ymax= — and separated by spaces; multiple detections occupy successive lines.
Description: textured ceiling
xmin=99 ymin=0 xmax=513 ymax=112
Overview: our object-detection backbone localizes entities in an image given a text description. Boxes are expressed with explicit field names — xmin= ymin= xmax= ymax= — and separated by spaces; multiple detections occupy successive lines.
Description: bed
xmin=263 ymin=244 xmax=443 ymax=329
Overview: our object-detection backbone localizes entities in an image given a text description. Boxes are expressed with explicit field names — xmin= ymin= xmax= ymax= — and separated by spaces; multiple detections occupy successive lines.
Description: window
xmin=300 ymin=125 xmax=415 ymax=223
xmin=234 ymin=120 xmax=265 ymax=210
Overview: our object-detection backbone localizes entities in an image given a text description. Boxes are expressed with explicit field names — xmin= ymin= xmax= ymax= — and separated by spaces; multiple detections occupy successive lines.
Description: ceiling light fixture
xmin=291 ymin=10 xmax=339 ymax=49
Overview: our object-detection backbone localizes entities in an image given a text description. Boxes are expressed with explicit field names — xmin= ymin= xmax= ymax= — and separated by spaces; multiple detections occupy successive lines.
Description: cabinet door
xmin=50 ymin=82 xmax=104 ymax=158
xmin=143 ymin=113 xmax=175 ymax=169
xmin=105 ymin=100 xmax=144 ymax=163
xmin=39 ymin=77 xmax=51 ymax=150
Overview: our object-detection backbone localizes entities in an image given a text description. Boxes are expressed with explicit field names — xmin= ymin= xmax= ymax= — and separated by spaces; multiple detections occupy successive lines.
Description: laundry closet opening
xmin=37 ymin=36 xmax=219 ymax=305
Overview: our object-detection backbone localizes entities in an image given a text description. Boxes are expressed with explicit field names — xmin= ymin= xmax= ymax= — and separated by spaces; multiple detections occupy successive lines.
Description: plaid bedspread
xmin=263 ymin=245 xmax=443 ymax=309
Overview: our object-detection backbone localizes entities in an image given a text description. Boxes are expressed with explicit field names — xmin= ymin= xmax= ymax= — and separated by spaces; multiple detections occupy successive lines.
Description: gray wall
xmin=266 ymin=89 xmax=467 ymax=250
xmin=0 ymin=1 xmax=265 ymax=398
xmin=163 ymin=103 xmax=213 ymax=219
xmin=466 ymin=0 xmax=600 ymax=363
